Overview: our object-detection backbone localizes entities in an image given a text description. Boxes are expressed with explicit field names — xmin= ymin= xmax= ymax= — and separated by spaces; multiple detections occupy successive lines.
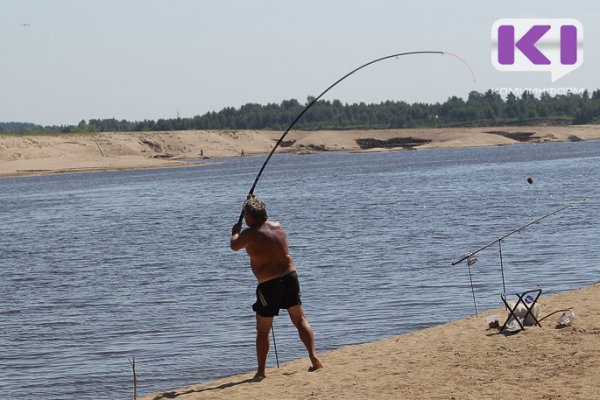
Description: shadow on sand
xmin=153 ymin=377 xmax=260 ymax=400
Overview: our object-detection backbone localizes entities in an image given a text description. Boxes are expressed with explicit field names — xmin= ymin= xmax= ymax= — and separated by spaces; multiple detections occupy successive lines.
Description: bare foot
xmin=253 ymin=371 xmax=266 ymax=381
xmin=308 ymin=356 xmax=324 ymax=372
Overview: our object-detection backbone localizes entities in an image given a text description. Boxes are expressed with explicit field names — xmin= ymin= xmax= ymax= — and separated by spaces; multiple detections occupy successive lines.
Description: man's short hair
xmin=244 ymin=196 xmax=268 ymax=220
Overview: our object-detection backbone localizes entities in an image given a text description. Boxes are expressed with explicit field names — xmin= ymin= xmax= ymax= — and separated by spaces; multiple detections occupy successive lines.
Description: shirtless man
xmin=230 ymin=195 xmax=323 ymax=379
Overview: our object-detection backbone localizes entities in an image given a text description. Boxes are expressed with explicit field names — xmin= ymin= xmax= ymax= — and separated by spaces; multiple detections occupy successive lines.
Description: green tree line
xmin=2 ymin=89 xmax=600 ymax=134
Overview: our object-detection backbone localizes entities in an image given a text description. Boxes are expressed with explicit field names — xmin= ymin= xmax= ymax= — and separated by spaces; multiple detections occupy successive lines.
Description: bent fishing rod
xmin=236 ymin=51 xmax=476 ymax=225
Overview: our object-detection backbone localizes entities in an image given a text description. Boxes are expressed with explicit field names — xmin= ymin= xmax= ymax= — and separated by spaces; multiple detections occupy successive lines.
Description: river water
xmin=1 ymin=141 xmax=599 ymax=399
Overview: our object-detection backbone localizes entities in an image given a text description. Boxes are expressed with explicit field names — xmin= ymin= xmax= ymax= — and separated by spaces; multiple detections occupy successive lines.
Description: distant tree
xmin=6 ymin=88 xmax=600 ymax=133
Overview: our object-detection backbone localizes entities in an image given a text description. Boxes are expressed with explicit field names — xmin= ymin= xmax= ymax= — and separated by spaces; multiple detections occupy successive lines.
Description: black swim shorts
xmin=252 ymin=271 xmax=302 ymax=317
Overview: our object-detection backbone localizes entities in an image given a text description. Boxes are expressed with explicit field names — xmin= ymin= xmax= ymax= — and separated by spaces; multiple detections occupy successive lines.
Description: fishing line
xmin=237 ymin=50 xmax=476 ymax=224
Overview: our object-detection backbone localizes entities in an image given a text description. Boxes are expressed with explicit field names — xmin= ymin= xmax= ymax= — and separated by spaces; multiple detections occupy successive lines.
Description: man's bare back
xmin=242 ymin=220 xmax=296 ymax=283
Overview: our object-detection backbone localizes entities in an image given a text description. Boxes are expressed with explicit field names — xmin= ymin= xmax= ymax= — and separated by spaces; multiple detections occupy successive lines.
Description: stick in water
xmin=128 ymin=355 xmax=137 ymax=400
xmin=271 ymin=325 xmax=280 ymax=368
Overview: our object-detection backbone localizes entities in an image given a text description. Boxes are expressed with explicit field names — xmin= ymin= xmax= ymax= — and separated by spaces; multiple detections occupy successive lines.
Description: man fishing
xmin=230 ymin=195 xmax=323 ymax=379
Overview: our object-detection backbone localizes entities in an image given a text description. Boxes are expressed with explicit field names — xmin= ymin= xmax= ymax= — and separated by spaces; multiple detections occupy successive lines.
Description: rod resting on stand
xmin=452 ymin=200 xmax=586 ymax=317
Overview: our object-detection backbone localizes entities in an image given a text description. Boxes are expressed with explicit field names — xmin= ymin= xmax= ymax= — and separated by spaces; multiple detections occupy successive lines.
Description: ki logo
xmin=492 ymin=19 xmax=583 ymax=82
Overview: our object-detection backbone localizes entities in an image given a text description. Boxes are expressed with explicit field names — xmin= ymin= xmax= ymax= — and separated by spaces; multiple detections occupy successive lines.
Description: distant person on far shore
xmin=230 ymin=195 xmax=323 ymax=379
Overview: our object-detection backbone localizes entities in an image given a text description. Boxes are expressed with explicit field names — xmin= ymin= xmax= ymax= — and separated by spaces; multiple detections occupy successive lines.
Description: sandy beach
xmin=141 ymin=282 xmax=600 ymax=400
xmin=1 ymin=125 xmax=600 ymax=178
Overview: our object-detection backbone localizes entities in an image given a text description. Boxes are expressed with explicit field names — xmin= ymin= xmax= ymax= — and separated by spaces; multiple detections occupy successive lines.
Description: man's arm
xmin=230 ymin=223 xmax=247 ymax=251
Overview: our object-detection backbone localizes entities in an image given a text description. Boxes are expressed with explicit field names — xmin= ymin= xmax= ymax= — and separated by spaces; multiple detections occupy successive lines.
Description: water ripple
xmin=1 ymin=141 xmax=599 ymax=399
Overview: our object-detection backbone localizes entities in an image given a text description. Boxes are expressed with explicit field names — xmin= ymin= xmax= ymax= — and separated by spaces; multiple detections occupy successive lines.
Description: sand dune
xmin=1 ymin=125 xmax=599 ymax=177
xmin=141 ymin=282 xmax=600 ymax=400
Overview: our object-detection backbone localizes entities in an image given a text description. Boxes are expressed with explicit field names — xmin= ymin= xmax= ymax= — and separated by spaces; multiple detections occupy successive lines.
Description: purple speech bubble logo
xmin=492 ymin=19 xmax=583 ymax=82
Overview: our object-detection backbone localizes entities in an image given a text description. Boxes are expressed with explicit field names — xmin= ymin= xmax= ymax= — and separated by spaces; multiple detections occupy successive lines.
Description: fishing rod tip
xmin=441 ymin=51 xmax=477 ymax=82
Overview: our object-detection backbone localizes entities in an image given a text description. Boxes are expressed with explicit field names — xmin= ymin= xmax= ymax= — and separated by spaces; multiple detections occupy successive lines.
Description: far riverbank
xmin=1 ymin=125 xmax=599 ymax=177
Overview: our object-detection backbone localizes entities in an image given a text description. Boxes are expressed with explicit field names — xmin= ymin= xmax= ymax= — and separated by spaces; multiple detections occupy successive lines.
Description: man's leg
xmin=287 ymin=305 xmax=323 ymax=371
xmin=255 ymin=313 xmax=273 ymax=379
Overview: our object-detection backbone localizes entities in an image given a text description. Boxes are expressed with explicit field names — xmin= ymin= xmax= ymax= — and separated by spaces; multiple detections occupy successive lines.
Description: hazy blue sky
xmin=2 ymin=0 xmax=599 ymax=125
